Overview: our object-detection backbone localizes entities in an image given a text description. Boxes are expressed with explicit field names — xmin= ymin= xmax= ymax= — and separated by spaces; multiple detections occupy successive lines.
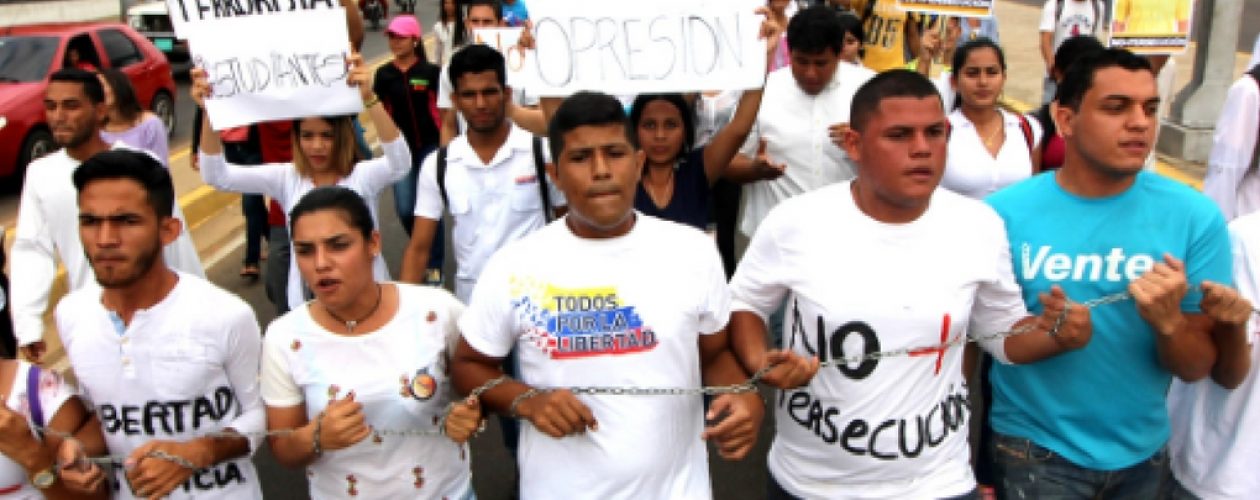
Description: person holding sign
xmin=728 ymin=69 xmax=1092 ymax=500
xmin=259 ymin=186 xmax=481 ymax=499
xmin=194 ymin=54 xmax=412 ymax=312
xmin=450 ymin=90 xmax=766 ymax=500
xmin=628 ymin=7 xmax=786 ymax=230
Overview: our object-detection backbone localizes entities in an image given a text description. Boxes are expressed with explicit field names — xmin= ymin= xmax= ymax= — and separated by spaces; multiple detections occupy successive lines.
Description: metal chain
xmin=31 ymin=286 xmax=1253 ymax=459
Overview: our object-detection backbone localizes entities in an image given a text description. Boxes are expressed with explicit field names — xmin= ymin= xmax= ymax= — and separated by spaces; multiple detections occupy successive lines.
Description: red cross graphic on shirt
xmin=908 ymin=314 xmax=952 ymax=376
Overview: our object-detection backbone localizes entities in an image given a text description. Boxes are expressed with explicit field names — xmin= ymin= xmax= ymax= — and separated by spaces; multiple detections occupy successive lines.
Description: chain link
xmin=31 ymin=286 xmax=1253 ymax=464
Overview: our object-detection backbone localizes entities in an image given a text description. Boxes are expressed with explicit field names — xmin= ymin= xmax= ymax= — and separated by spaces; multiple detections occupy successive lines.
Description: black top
xmin=373 ymin=60 xmax=442 ymax=153
xmin=634 ymin=148 xmax=711 ymax=230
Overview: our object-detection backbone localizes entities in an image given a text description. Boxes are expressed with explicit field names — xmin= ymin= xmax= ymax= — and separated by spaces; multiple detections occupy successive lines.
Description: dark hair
xmin=448 ymin=44 xmax=506 ymax=91
xmin=850 ymin=69 xmax=942 ymax=132
xmin=99 ymin=68 xmax=145 ymax=124
xmin=548 ymin=91 xmax=632 ymax=163
xmin=49 ymin=68 xmax=105 ymax=104
xmin=786 ymin=5 xmax=845 ymax=56
xmin=73 ymin=149 xmax=174 ymax=218
xmin=289 ymin=186 xmax=375 ymax=241
xmin=453 ymin=0 xmax=503 ymax=48
xmin=1053 ymin=35 xmax=1106 ymax=83
xmin=837 ymin=12 xmax=864 ymax=48
xmin=628 ymin=94 xmax=695 ymax=161
xmin=950 ymin=38 xmax=1006 ymax=109
xmin=1056 ymin=48 xmax=1153 ymax=111
xmin=440 ymin=0 xmax=456 ymax=25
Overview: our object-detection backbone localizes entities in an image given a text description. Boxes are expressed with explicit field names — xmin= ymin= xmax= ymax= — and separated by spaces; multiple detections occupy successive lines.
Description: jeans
xmin=1160 ymin=474 xmax=1199 ymax=500
xmin=392 ymin=144 xmax=444 ymax=274
xmin=991 ymin=432 xmax=1165 ymax=500
xmin=1042 ymin=76 xmax=1057 ymax=106
xmin=265 ymin=225 xmax=291 ymax=316
xmin=224 ymin=143 xmax=268 ymax=266
xmin=767 ymin=472 xmax=979 ymax=500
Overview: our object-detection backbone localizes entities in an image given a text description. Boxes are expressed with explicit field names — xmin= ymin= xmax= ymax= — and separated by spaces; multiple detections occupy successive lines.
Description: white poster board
xmin=522 ymin=0 xmax=765 ymax=96
xmin=471 ymin=27 xmax=533 ymax=88
xmin=896 ymin=0 xmax=995 ymax=19
xmin=186 ymin=7 xmax=361 ymax=130
xmin=164 ymin=0 xmax=343 ymax=40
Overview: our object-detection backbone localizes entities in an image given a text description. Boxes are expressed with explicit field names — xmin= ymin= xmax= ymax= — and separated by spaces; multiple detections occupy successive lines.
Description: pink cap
xmin=386 ymin=16 xmax=422 ymax=38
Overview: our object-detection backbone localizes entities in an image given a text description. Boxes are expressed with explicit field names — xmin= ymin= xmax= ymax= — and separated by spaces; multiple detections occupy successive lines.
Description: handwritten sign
xmin=190 ymin=7 xmax=360 ymax=130
xmin=164 ymin=0 xmax=340 ymax=39
xmin=1108 ymin=0 xmax=1197 ymax=55
xmin=471 ymin=27 xmax=533 ymax=88
xmin=897 ymin=0 xmax=995 ymax=18
xmin=522 ymin=0 xmax=764 ymax=96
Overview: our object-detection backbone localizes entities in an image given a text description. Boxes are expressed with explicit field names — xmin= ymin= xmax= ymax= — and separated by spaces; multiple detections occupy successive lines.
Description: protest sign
xmin=1108 ymin=0 xmax=1197 ymax=55
xmin=189 ymin=7 xmax=361 ymax=130
xmin=896 ymin=0 xmax=995 ymax=19
xmin=471 ymin=27 xmax=534 ymax=88
xmin=522 ymin=0 xmax=765 ymax=96
xmin=164 ymin=0 xmax=341 ymax=39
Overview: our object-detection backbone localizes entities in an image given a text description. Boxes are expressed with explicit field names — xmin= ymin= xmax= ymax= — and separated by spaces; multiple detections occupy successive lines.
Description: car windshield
xmin=0 ymin=36 xmax=58 ymax=83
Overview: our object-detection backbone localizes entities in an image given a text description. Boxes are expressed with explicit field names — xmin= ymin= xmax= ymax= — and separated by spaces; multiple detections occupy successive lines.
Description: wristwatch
xmin=30 ymin=467 xmax=56 ymax=489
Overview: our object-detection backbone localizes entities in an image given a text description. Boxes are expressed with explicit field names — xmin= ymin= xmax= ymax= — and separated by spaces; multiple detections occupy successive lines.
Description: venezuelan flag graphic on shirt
xmin=510 ymin=281 xmax=658 ymax=360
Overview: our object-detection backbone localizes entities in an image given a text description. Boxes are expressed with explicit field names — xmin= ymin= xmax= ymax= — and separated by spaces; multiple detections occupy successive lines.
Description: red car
xmin=0 ymin=22 xmax=176 ymax=181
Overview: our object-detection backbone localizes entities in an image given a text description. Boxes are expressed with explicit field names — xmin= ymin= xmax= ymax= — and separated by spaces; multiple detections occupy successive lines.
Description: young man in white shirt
xmin=1039 ymin=0 xmax=1103 ymax=104
xmin=727 ymin=69 xmax=1093 ymax=500
xmin=401 ymin=44 xmax=564 ymax=303
xmin=450 ymin=91 xmax=765 ymax=500
xmin=1164 ymin=212 xmax=1257 ymax=500
xmin=732 ymin=5 xmax=876 ymax=239
xmin=12 ymin=69 xmax=203 ymax=363
xmin=54 ymin=150 xmax=265 ymax=499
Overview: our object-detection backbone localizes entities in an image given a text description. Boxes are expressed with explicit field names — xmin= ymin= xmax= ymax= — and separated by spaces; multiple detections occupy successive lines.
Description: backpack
xmin=435 ymin=136 xmax=554 ymax=223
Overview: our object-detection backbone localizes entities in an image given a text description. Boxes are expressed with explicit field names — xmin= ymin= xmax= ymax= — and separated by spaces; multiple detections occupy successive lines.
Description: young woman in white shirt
xmin=0 ymin=358 xmax=106 ymax=499
xmin=432 ymin=0 xmax=457 ymax=67
xmin=259 ymin=187 xmax=481 ymax=499
xmin=192 ymin=54 xmax=412 ymax=311
xmin=941 ymin=38 xmax=1044 ymax=200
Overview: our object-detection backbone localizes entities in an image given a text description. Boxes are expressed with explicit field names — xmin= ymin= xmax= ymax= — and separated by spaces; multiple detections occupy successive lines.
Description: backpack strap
xmin=26 ymin=364 xmax=45 ymax=431
xmin=1017 ymin=113 xmax=1035 ymax=152
xmin=436 ymin=146 xmax=449 ymax=210
xmin=532 ymin=136 xmax=554 ymax=224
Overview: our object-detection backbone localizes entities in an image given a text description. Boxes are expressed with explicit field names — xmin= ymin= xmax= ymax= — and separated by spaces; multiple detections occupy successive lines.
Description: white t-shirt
xmin=54 ymin=273 xmax=265 ymax=500
xmin=460 ymin=214 xmax=731 ymax=500
xmin=1166 ymin=212 xmax=1260 ymax=500
xmin=738 ymin=62 xmax=876 ymax=237
xmin=0 ymin=361 xmax=76 ymax=500
xmin=941 ymin=109 xmax=1044 ymax=199
xmin=1039 ymin=0 xmax=1102 ymax=53
xmin=199 ymin=137 xmax=411 ymax=310
xmin=1202 ymin=75 xmax=1260 ymax=221
xmin=729 ymin=182 xmax=1026 ymax=499
xmin=260 ymin=284 xmax=471 ymax=500
xmin=11 ymin=144 xmax=205 ymax=347
xmin=414 ymin=124 xmax=564 ymax=303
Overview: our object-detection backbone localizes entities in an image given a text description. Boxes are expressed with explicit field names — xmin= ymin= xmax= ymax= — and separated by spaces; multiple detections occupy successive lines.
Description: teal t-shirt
xmin=984 ymin=171 xmax=1232 ymax=470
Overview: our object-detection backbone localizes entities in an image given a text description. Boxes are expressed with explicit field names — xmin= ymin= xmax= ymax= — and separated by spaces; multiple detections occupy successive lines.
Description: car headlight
xmin=0 ymin=116 xmax=7 ymax=131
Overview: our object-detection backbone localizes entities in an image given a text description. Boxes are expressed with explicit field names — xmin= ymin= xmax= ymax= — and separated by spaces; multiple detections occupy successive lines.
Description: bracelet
xmin=311 ymin=411 xmax=325 ymax=458
xmin=363 ymin=96 xmax=380 ymax=108
xmin=509 ymin=388 xmax=545 ymax=419
xmin=469 ymin=375 xmax=508 ymax=400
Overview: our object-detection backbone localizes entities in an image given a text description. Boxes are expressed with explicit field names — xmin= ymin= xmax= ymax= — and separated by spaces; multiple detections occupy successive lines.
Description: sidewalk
xmin=993 ymin=0 xmax=1256 ymax=188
